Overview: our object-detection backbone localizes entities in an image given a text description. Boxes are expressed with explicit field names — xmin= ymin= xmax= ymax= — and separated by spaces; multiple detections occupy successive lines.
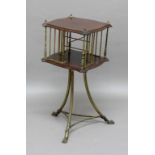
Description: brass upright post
xmin=44 ymin=27 xmax=47 ymax=58
xmin=95 ymin=32 xmax=98 ymax=55
xmin=54 ymin=29 xmax=56 ymax=54
xmin=58 ymin=30 xmax=61 ymax=53
xmin=99 ymin=31 xmax=103 ymax=57
xmin=61 ymin=31 xmax=65 ymax=60
xmin=66 ymin=32 xmax=69 ymax=51
xmin=49 ymin=28 xmax=52 ymax=55
xmin=69 ymin=32 xmax=71 ymax=52
xmin=86 ymin=35 xmax=89 ymax=54
xmin=104 ymin=28 xmax=109 ymax=57
xmin=81 ymin=35 xmax=86 ymax=69
xmin=91 ymin=33 xmax=95 ymax=63
xmin=87 ymin=34 xmax=91 ymax=63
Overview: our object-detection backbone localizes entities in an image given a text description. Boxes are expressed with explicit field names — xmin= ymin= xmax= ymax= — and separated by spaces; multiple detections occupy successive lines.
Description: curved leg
xmin=62 ymin=70 xmax=74 ymax=143
xmin=52 ymin=70 xmax=71 ymax=117
xmin=83 ymin=72 xmax=114 ymax=124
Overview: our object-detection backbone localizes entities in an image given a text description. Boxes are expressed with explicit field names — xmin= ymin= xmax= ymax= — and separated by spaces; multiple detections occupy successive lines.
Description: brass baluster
xmin=89 ymin=33 xmax=92 ymax=55
xmin=104 ymin=28 xmax=109 ymax=57
xmin=49 ymin=28 xmax=52 ymax=55
xmin=95 ymin=32 xmax=98 ymax=56
xmin=44 ymin=27 xmax=47 ymax=58
xmin=86 ymin=35 xmax=91 ymax=65
xmin=81 ymin=35 xmax=86 ymax=69
xmin=99 ymin=31 xmax=103 ymax=57
xmin=60 ymin=31 xmax=62 ymax=53
xmin=58 ymin=30 xmax=61 ymax=53
xmin=69 ymin=32 xmax=71 ymax=52
xmin=87 ymin=34 xmax=91 ymax=63
xmin=88 ymin=33 xmax=92 ymax=62
xmin=65 ymin=32 xmax=68 ymax=51
xmin=61 ymin=31 xmax=65 ymax=61
xmin=85 ymin=35 xmax=88 ymax=67
xmin=60 ymin=31 xmax=62 ymax=54
xmin=91 ymin=33 xmax=95 ymax=63
xmin=54 ymin=29 xmax=56 ymax=54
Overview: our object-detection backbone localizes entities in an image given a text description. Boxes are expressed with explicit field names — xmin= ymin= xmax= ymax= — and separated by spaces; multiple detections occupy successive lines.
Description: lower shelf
xmin=42 ymin=50 xmax=109 ymax=72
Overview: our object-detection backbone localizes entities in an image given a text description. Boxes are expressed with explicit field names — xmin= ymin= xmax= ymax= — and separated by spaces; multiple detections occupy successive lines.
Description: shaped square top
xmin=43 ymin=16 xmax=112 ymax=35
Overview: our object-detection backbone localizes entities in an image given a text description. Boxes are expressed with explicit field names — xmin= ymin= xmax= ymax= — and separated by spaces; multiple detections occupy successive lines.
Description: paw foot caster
xmin=62 ymin=137 xmax=69 ymax=143
xmin=106 ymin=120 xmax=115 ymax=124
xmin=51 ymin=111 xmax=59 ymax=117
xmin=100 ymin=115 xmax=115 ymax=124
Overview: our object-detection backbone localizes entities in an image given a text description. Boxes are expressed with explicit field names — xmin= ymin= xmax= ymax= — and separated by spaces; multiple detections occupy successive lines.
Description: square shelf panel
xmin=43 ymin=17 xmax=112 ymax=35
xmin=42 ymin=50 xmax=109 ymax=73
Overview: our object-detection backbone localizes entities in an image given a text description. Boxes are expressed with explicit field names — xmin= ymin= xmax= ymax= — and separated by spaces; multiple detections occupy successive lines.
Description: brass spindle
xmin=91 ymin=33 xmax=95 ymax=63
xmin=85 ymin=35 xmax=89 ymax=66
xmin=69 ymin=32 xmax=71 ymax=51
xmin=88 ymin=34 xmax=92 ymax=62
xmin=99 ymin=31 xmax=103 ymax=57
xmin=104 ymin=28 xmax=109 ymax=57
xmin=54 ymin=29 xmax=56 ymax=53
xmin=67 ymin=32 xmax=69 ymax=50
xmin=88 ymin=34 xmax=91 ymax=54
xmin=49 ymin=28 xmax=52 ymax=55
xmin=65 ymin=32 xmax=68 ymax=51
xmin=91 ymin=33 xmax=95 ymax=55
xmin=95 ymin=32 xmax=98 ymax=55
xmin=86 ymin=35 xmax=91 ymax=63
xmin=44 ymin=27 xmax=47 ymax=58
xmin=81 ymin=35 xmax=86 ymax=68
xmin=60 ymin=31 xmax=63 ymax=53
xmin=61 ymin=31 xmax=65 ymax=60
xmin=86 ymin=35 xmax=89 ymax=54
xmin=58 ymin=30 xmax=61 ymax=53
xmin=60 ymin=31 xmax=62 ymax=52
xmin=89 ymin=34 xmax=92 ymax=54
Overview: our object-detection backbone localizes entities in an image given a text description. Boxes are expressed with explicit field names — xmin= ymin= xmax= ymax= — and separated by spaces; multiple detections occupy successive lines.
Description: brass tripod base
xmin=52 ymin=69 xmax=114 ymax=143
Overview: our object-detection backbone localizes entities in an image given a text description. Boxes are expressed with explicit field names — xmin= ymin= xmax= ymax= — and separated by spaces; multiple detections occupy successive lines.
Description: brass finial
xmin=107 ymin=20 xmax=110 ymax=24
xmin=69 ymin=14 xmax=73 ymax=19
xmin=83 ymin=28 xmax=88 ymax=34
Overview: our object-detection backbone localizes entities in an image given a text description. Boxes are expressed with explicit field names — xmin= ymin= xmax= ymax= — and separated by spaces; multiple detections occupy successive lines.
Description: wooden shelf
xmin=43 ymin=17 xmax=112 ymax=35
xmin=42 ymin=50 xmax=109 ymax=73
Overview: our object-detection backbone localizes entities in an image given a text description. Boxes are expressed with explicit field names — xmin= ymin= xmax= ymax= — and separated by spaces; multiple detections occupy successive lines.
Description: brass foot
xmin=62 ymin=136 xmax=69 ymax=143
xmin=51 ymin=111 xmax=60 ymax=117
xmin=100 ymin=115 xmax=115 ymax=124
xmin=106 ymin=120 xmax=115 ymax=124
xmin=62 ymin=129 xmax=69 ymax=143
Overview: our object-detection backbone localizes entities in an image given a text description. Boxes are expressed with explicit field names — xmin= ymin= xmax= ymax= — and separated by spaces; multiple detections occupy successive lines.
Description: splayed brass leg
xmin=62 ymin=70 xmax=74 ymax=143
xmin=52 ymin=70 xmax=71 ymax=117
xmin=83 ymin=72 xmax=114 ymax=124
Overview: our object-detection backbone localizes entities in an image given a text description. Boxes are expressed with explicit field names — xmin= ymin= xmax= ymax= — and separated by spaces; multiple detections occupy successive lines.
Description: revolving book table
xmin=42 ymin=16 xmax=114 ymax=143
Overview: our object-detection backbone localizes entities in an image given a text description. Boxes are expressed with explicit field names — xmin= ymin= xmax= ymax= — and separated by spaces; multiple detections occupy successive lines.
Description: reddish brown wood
xmin=42 ymin=50 xmax=109 ymax=73
xmin=43 ymin=17 xmax=112 ymax=35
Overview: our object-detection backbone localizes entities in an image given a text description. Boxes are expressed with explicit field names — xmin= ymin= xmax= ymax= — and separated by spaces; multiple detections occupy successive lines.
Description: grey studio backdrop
xmin=27 ymin=0 xmax=128 ymax=155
